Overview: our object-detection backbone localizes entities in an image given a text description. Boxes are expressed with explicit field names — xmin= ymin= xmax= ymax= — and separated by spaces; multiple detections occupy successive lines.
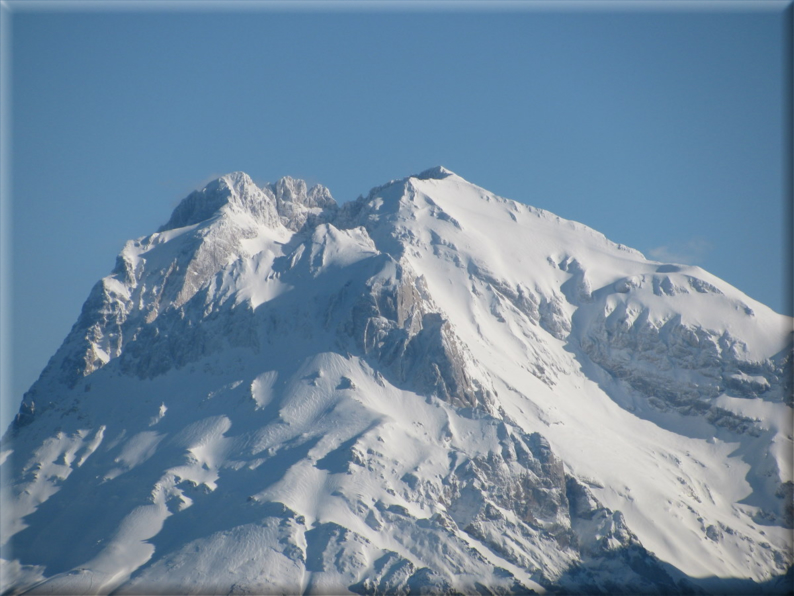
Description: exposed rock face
xmin=342 ymin=258 xmax=488 ymax=409
xmin=3 ymin=168 xmax=792 ymax=595
xmin=269 ymin=175 xmax=337 ymax=231
xmin=578 ymin=295 xmax=792 ymax=432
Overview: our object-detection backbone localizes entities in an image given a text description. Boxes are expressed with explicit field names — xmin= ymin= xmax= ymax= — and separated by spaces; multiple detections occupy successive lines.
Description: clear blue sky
xmin=3 ymin=2 xmax=791 ymax=432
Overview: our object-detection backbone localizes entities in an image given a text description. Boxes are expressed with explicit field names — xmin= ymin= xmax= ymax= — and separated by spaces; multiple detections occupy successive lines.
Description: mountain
xmin=1 ymin=167 xmax=792 ymax=595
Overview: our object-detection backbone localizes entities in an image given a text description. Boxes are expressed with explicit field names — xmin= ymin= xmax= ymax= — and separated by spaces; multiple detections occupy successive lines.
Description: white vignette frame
xmin=0 ymin=0 xmax=791 ymax=593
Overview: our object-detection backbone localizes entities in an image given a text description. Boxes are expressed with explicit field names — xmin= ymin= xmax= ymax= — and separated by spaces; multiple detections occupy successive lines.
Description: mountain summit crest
xmin=160 ymin=171 xmax=336 ymax=232
xmin=414 ymin=165 xmax=455 ymax=180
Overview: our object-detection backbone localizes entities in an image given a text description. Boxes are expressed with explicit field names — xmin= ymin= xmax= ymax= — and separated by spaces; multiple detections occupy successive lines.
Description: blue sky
xmin=2 ymin=2 xmax=791 ymax=431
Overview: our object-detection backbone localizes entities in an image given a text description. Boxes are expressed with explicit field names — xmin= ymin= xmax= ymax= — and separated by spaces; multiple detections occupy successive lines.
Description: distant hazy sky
xmin=2 ymin=1 xmax=791 ymax=432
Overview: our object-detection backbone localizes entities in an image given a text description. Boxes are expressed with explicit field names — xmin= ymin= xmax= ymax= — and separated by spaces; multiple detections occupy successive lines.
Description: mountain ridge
xmin=2 ymin=168 xmax=791 ymax=595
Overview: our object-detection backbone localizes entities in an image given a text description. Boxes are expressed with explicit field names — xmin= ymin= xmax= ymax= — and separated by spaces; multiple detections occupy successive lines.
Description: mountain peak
xmin=219 ymin=170 xmax=255 ymax=188
xmin=159 ymin=172 xmax=336 ymax=232
xmin=267 ymin=175 xmax=336 ymax=211
xmin=414 ymin=165 xmax=455 ymax=180
xmin=158 ymin=171 xmax=268 ymax=232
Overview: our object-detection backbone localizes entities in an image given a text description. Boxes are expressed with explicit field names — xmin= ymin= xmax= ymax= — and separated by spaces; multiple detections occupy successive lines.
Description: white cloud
xmin=647 ymin=238 xmax=712 ymax=265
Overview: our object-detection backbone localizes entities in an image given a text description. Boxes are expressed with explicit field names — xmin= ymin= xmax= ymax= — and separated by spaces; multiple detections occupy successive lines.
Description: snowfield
xmin=1 ymin=167 xmax=791 ymax=594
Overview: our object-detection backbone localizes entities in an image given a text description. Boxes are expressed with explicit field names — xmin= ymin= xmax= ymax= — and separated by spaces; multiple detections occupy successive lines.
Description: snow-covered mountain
xmin=2 ymin=167 xmax=792 ymax=595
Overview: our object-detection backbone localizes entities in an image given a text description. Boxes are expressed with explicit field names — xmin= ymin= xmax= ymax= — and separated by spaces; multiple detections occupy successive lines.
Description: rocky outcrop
xmin=579 ymin=302 xmax=792 ymax=433
xmin=341 ymin=258 xmax=490 ymax=409
xmin=268 ymin=175 xmax=337 ymax=231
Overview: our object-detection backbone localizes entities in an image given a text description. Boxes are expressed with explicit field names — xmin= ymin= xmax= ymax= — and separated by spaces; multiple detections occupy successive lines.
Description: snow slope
xmin=1 ymin=167 xmax=791 ymax=594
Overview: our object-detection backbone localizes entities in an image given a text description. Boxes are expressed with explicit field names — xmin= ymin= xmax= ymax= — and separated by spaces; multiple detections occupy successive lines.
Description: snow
xmin=1 ymin=168 xmax=791 ymax=594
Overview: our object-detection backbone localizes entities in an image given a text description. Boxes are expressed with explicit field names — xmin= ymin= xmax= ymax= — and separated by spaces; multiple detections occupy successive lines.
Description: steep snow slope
xmin=342 ymin=167 xmax=792 ymax=580
xmin=1 ymin=168 xmax=791 ymax=595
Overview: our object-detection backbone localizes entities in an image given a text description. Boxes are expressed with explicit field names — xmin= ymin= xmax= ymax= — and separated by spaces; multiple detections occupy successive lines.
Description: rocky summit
xmin=1 ymin=168 xmax=792 ymax=595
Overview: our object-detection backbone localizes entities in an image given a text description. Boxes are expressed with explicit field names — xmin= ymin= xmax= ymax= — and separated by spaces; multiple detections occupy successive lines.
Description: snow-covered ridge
xmin=160 ymin=171 xmax=336 ymax=232
xmin=2 ymin=168 xmax=792 ymax=595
